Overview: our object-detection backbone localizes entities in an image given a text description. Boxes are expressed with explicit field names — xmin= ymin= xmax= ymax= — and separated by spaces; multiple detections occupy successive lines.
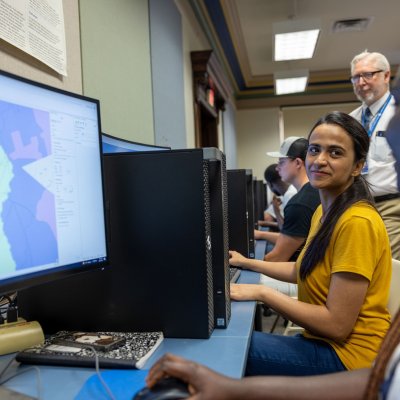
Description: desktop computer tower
xmin=227 ymin=169 xmax=252 ymax=258
xmin=246 ymin=170 xmax=255 ymax=258
xmin=208 ymin=154 xmax=231 ymax=328
xmin=19 ymin=148 xmax=230 ymax=338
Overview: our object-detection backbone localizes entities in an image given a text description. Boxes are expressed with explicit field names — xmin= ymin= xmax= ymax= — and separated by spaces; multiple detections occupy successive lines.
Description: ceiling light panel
xmin=274 ymin=69 xmax=309 ymax=95
xmin=273 ymin=19 xmax=321 ymax=61
xmin=275 ymin=77 xmax=308 ymax=95
xmin=274 ymin=29 xmax=319 ymax=61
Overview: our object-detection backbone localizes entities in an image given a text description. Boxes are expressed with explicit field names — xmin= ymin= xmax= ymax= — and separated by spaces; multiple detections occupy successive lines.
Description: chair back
xmin=388 ymin=258 xmax=400 ymax=317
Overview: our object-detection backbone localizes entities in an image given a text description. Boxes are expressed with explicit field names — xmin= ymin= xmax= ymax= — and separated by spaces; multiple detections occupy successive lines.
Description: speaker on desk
xmin=19 ymin=148 xmax=230 ymax=338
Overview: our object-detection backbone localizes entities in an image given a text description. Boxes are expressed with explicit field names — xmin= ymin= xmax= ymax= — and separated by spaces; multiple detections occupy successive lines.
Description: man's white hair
xmin=350 ymin=50 xmax=391 ymax=75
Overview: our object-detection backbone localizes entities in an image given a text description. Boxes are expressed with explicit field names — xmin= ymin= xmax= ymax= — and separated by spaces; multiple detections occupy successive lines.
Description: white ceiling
xmin=192 ymin=0 xmax=400 ymax=107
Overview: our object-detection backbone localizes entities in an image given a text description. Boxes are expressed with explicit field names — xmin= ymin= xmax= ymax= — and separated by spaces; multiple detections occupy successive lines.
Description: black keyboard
xmin=17 ymin=331 xmax=163 ymax=369
xmin=229 ymin=267 xmax=241 ymax=283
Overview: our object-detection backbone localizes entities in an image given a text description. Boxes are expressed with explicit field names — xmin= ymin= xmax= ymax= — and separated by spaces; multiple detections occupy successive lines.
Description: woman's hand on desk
xmin=230 ymin=283 xmax=265 ymax=302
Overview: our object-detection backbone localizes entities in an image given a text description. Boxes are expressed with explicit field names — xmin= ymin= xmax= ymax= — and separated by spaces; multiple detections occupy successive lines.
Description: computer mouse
xmin=133 ymin=377 xmax=190 ymax=400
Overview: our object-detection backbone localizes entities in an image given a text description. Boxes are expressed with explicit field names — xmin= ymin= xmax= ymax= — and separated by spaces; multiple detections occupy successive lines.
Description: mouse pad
xmin=75 ymin=369 xmax=148 ymax=400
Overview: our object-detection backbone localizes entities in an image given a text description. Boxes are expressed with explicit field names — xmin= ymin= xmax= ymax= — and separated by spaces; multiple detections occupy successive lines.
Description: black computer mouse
xmin=133 ymin=377 xmax=190 ymax=400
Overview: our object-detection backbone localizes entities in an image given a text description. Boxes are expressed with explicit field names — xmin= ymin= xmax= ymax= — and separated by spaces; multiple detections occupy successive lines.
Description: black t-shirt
xmin=281 ymin=182 xmax=320 ymax=239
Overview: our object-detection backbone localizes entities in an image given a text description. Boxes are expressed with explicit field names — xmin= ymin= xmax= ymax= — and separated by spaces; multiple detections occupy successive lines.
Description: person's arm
xmin=229 ymin=250 xmax=297 ymax=283
xmin=231 ymin=272 xmax=369 ymax=341
xmin=272 ymin=196 xmax=284 ymax=230
xmin=146 ymin=353 xmax=371 ymax=400
xmin=263 ymin=211 xmax=276 ymax=223
xmin=257 ymin=220 xmax=279 ymax=229
xmin=263 ymin=233 xmax=305 ymax=262
xmin=254 ymin=229 xmax=280 ymax=244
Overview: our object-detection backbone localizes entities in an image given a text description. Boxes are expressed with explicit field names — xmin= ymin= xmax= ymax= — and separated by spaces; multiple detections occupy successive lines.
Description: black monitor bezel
xmin=0 ymin=69 xmax=109 ymax=295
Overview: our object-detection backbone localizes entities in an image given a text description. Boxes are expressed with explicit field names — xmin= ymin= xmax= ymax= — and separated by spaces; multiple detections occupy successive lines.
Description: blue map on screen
xmin=0 ymin=100 xmax=58 ymax=275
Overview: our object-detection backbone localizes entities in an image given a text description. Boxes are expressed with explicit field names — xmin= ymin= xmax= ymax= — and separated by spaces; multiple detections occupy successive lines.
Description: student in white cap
xmin=258 ymin=163 xmax=297 ymax=231
xmin=253 ymin=136 xmax=320 ymax=262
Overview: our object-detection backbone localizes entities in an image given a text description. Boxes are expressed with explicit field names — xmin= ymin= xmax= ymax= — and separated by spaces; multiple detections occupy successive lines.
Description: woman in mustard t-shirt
xmin=229 ymin=111 xmax=391 ymax=376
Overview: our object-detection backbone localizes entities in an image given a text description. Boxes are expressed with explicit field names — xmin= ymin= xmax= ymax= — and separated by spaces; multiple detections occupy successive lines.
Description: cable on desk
xmin=0 ymin=358 xmax=42 ymax=400
xmin=0 ymin=354 xmax=15 ymax=381
xmin=88 ymin=346 xmax=116 ymax=400
xmin=0 ymin=343 xmax=116 ymax=400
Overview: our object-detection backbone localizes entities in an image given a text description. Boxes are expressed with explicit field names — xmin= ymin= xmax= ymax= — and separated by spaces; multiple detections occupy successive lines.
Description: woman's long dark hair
xmin=299 ymin=111 xmax=374 ymax=280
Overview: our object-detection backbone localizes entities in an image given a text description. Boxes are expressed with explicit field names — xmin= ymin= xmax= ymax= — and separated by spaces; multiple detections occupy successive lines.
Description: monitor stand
xmin=0 ymin=318 xmax=44 ymax=355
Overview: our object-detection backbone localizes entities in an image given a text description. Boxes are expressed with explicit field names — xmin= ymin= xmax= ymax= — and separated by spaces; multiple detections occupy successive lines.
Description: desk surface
xmin=0 ymin=240 xmax=265 ymax=399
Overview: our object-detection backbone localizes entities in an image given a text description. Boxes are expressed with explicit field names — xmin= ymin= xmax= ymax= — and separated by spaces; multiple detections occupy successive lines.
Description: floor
xmin=260 ymin=306 xmax=286 ymax=334
xmin=259 ymin=305 xmax=303 ymax=336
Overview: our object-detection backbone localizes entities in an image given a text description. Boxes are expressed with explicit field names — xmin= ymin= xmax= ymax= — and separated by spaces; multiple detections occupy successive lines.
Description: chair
xmin=388 ymin=258 xmax=400 ymax=317
xmin=261 ymin=275 xmax=302 ymax=335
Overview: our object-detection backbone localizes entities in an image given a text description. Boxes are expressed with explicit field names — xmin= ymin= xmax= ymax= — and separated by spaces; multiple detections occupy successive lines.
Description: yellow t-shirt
xmin=296 ymin=202 xmax=391 ymax=370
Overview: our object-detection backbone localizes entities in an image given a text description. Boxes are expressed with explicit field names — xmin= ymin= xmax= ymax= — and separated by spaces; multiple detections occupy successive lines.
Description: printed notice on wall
xmin=0 ymin=0 xmax=67 ymax=76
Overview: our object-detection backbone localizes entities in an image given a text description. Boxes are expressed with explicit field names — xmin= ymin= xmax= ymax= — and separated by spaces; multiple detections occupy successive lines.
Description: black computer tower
xmin=246 ymin=170 xmax=255 ymax=258
xmin=19 ymin=148 xmax=230 ymax=338
xmin=208 ymin=155 xmax=231 ymax=328
xmin=227 ymin=169 xmax=251 ymax=258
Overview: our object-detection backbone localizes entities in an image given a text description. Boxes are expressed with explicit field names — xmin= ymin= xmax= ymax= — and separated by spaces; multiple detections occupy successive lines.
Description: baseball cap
xmin=266 ymin=136 xmax=308 ymax=161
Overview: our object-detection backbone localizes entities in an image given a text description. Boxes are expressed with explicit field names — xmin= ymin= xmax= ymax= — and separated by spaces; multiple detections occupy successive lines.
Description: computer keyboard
xmin=229 ymin=267 xmax=241 ymax=283
xmin=16 ymin=330 xmax=163 ymax=369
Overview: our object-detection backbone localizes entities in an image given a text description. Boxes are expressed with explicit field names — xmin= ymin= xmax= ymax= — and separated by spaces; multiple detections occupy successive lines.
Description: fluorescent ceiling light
xmin=273 ymin=19 xmax=320 ymax=61
xmin=274 ymin=70 xmax=309 ymax=95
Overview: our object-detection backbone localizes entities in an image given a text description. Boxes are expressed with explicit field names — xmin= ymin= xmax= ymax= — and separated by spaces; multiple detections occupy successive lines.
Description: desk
xmin=0 ymin=240 xmax=266 ymax=399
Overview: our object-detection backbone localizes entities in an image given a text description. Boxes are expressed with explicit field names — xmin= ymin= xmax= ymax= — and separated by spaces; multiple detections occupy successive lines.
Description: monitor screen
xmin=102 ymin=132 xmax=170 ymax=154
xmin=0 ymin=70 xmax=108 ymax=295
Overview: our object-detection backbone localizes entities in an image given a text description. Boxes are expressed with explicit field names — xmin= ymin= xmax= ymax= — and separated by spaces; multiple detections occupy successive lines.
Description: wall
xmin=283 ymin=102 xmax=359 ymax=138
xmin=149 ymin=0 xmax=186 ymax=149
xmin=79 ymin=0 xmax=154 ymax=144
xmin=178 ymin=0 xmax=210 ymax=149
xmin=236 ymin=108 xmax=281 ymax=181
xmin=223 ymin=101 xmax=238 ymax=169
xmin=0 ymin=0 xmax=81 ymax=93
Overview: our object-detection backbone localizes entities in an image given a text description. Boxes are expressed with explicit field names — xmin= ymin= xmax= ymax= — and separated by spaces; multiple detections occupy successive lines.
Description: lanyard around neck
xmin=361 ymin=94 xmax=392 ymax=137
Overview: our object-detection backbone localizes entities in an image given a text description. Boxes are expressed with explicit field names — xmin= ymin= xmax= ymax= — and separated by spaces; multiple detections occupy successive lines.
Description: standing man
xmin=350 ymin=51 xmax=400 ymax=259
xmin=256 ymin=137 xmax=320 ymax=262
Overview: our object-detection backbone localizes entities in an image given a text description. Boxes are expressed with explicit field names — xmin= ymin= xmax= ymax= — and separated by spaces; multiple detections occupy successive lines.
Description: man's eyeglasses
xmin=350 ymin=70 xmax=383 ymax=84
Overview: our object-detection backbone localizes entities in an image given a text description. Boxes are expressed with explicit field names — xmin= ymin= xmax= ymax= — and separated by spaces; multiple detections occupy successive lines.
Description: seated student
xmin=258 ymin=163 xmax=297 ymax=231
xmin=144 ymin=308 xmax=400 ymax=400
xmin=252 ymin=137 xmax=320 ymax=262
xmin=230 ymin=112 xmax=391 ymax=376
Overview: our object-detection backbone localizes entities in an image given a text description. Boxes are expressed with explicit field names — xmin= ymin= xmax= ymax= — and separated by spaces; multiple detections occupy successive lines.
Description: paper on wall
xmin=0 ymin=0 xmax=67 ymax=76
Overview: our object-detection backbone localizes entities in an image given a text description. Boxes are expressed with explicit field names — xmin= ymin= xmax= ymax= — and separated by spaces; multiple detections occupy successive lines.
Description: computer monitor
xmin=0 ymin=70 xmax=108 ymax=297
xmin=102 ymin=132 xmax=170 ymax=154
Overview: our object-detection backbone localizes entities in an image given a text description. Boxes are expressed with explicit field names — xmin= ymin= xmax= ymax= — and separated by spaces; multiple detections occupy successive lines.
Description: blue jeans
xmin=245 ymin=332 xmax=346 ymax=376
